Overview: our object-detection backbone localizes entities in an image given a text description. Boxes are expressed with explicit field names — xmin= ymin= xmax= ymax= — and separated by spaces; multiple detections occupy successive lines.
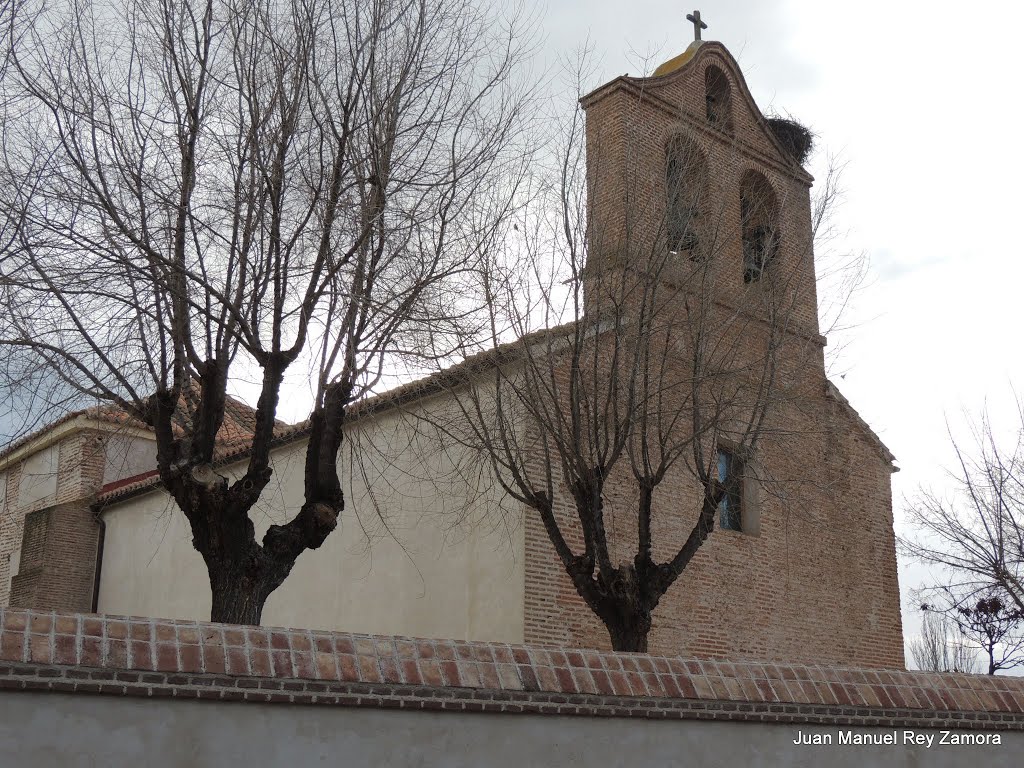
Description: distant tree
xmin=901 ymin=404 xmax=1024 ymax=613
xmin=920 ymin=591 xmax=1024 ymax=676
xmin=908 ymin=604 xmax=979 ymax=674
xmin=0 ymin=0 xmax=535 ymax=624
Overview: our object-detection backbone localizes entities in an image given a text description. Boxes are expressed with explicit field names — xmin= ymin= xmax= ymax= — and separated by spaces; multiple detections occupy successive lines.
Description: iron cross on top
xmin=687 ymin=10 xmax=708 ymax=41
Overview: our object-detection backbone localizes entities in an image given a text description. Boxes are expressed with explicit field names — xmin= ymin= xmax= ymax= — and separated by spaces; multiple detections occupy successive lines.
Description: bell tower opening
xmin=704 ymin=66 xmax=733 ymax=132
xmin=665 ymin=135 xmax=708 ymax=257
xmin=739 ymin=170 xmax=779 ymax=282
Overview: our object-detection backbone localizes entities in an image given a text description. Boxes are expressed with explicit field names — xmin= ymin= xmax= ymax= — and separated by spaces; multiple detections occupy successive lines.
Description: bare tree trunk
xmin=181 ymin=478 xmax=338 ymax=624
xmin=607 ymin=620 xmax=651 ymax=653
xmin=578 ymin=563 xmax=659 ymax=653
xmin=601 ymin=589 xmax=655 ymax=652
xmin=208 ymin=559 xmax=279 ymax=626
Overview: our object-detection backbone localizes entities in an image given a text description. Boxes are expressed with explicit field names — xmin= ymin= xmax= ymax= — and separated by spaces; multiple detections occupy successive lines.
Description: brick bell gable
xmin=521 ymin=40 xmax=903 ymax=668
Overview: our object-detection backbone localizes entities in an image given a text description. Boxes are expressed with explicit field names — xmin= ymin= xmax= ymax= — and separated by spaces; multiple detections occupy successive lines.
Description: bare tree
xmin=941 ymin=593 xmax=1024 ymax=675
xmin=908 ymin=604 xmax=980 ymax=674
xmin=901 ymin=403 xmax=1024 ymax=614
xmin=0 ymin=0 xmax=535 ymax=624
xmin=431 ymin=64 xmax=840 ymax=652
xmin=915 ymin=590 xmax=1024 ymax=675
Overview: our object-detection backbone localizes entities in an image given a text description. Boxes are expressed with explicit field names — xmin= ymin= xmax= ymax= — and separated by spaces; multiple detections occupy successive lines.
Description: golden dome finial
xmin=653 ymin=9 xmax=708 ymax=77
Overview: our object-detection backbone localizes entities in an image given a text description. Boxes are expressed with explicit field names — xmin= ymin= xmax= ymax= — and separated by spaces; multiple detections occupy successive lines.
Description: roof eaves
xmin=96 ymin=323 xmax=575 ymax=508
xmin=825 ymin=380 xmax=898 ymax=470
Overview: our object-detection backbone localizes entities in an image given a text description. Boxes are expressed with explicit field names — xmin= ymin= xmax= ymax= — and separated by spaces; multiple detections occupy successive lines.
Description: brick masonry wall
xmin=522 ymin=385 xmax=904 ymax=667
xmin=582 ymin=44 xmax=820 ymax=337
xmin=0 ymin=608 xmax=1021 ymax=731
xmin=10 ymin=501 xmax=101 ymax=612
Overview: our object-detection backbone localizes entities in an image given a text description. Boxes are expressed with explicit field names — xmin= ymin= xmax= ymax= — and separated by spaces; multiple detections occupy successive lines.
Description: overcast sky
xmin=523 ymin=0 xmax=1024 ymax=652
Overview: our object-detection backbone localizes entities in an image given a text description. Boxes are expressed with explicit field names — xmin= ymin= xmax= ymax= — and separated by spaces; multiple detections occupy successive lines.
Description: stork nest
xmin=766 ymin=116 xmax=814 ymax=165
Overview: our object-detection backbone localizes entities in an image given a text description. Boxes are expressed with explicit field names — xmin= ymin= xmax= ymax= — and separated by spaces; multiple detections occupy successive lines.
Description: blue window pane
xmin=717 ymin=448 xmax=742 ymax=531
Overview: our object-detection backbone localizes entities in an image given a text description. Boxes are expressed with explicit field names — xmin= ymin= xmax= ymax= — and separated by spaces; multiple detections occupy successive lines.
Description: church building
xmin=0 ymin=29 xmax=905 ymax=669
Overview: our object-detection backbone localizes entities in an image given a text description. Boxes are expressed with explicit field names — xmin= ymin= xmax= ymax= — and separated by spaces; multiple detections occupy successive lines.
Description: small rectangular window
xmin=717 ymin=448 xmax=743 ymax=531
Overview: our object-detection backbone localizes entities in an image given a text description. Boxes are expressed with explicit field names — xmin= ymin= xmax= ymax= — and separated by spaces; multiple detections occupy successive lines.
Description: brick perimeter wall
xmin=1 ymin=608 xmax=1021 ymax=731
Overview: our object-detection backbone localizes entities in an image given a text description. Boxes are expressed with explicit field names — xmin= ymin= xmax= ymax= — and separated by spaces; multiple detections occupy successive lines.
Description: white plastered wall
xmin=97 ymin=391 xmax=526 ymax=642
xmin=17 ymin=445 xmax=58 ymax=509
xmin=103 ymin=436 xmax=157 ymax=486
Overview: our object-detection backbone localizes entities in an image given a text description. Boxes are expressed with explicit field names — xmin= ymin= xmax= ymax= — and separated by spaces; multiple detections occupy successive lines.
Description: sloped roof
xmin=0 ymin=404 xmax=145 ymax=470
xmin=0 ymin=388 xmax=284 ymax=469
xmin=96 ymin=324 xmax=898 ymax=506
xmin=824 ymin=380 xmax=897 ymax=470
xmin=96 ymin=325 xmax=572 ymax=506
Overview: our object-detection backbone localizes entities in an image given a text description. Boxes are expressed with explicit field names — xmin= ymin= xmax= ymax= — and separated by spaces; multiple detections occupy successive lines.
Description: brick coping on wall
xmin=2 ymin=608 xmax=1023 ymax=730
